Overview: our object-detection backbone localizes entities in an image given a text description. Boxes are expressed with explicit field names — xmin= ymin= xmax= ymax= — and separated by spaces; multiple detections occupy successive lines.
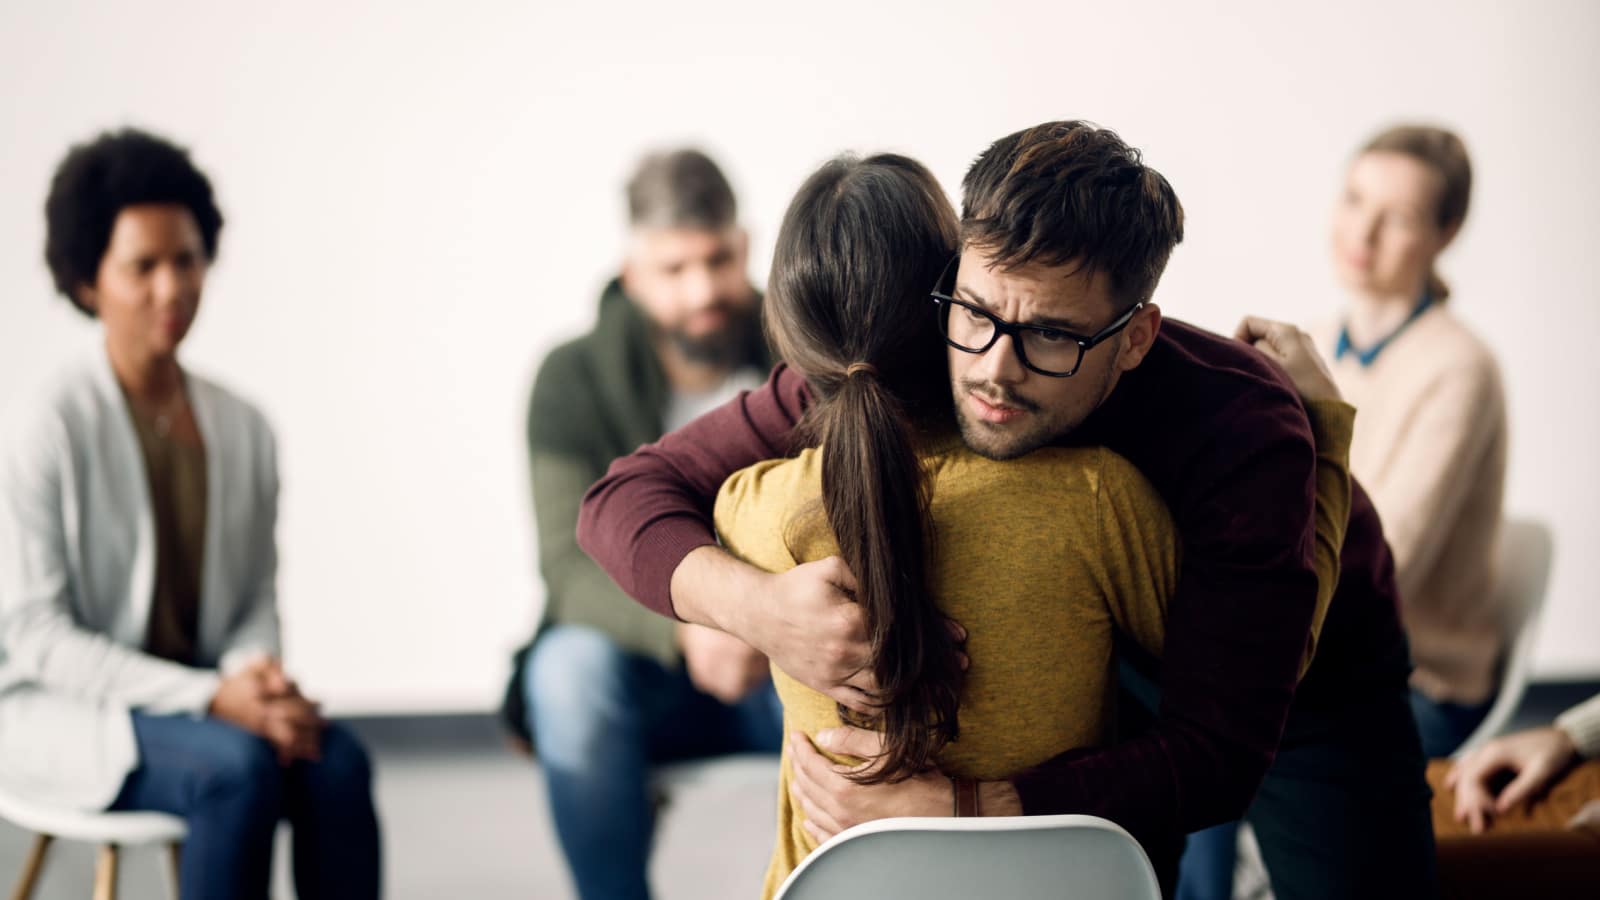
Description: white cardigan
xmin=0 ymin=350 xmax=280 ymax=809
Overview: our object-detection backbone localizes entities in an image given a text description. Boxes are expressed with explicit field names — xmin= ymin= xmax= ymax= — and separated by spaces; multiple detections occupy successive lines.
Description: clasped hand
xmin=209 ymin=656 xmax=326 ymax=765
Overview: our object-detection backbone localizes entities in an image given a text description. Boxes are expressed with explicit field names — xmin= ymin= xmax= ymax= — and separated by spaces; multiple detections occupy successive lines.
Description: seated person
xmin=1318 ymin=124 xmax=1508 ymax=757
xmin=1425 ymin=693 xmax=1600 ymax=896
xmin=506 ymin=149 xmax=780 ymax=900
xmin=1178 ymin=122 xmax=1504 ymax=900
xmin=0 ymin=128 xmax=380 ymax=900
xmin=708 ymin=152 xmax=1355 ymax=898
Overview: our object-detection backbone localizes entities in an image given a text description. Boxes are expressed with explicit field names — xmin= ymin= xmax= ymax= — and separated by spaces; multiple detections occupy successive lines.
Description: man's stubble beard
xmin=951 ymin=356 xmax=1120 ymax=461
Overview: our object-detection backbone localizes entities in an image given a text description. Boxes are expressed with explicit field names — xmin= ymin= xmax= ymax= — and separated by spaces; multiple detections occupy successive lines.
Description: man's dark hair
xmin=44 ymin=128 xmax=224 ymax=318
xmin=961 ymin=121 xmax=1184 ymax=310
xmin=626 ymin=149 xmax=737 ymax=231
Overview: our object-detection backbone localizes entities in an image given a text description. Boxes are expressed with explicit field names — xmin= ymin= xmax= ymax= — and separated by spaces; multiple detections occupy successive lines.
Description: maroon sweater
xmin=577 ymin=317 xmax=1407 ymax=842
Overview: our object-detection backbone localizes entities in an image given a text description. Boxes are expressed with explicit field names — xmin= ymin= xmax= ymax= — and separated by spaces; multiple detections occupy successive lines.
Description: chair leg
xmin=165 ymin=842 xmax=183 ymax=900
xmin=93 ymin=844 xmax=119 ymax=900
xmin=8 ymin=833 xmax=52 ymax=900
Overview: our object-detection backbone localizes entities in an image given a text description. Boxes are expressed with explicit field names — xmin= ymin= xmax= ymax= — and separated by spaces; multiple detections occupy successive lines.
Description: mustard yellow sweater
xmin=716 ymin=437 xmax=1174 ymax=897
xmin=713 ymin=402 xmax=1355 ymax=899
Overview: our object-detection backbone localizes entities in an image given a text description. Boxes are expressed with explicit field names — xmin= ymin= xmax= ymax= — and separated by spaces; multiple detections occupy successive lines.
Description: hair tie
xmin=845 ymin=362 xmax=877 ymax=378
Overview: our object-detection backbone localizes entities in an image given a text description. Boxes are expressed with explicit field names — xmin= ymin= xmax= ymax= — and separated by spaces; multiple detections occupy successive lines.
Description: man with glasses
xmin=577 ymin=122 xmax=1436 ymax=898
xmin=504 ymin=149 xmax=781 ymax=900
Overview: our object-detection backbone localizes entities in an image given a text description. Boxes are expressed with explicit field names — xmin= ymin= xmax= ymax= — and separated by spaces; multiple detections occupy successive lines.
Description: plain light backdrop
xmin=2 ymin=0 xmax=1596 ymax=713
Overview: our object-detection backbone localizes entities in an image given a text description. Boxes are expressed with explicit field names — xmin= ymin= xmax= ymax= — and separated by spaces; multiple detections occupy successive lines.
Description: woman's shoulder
xmin=4 ymin=354 xmax=110 ymax=447
xmin=1412 ymin=304 xmax=1502 ymax=375
xmin=714 ymin=449 xmax=823 ymax=572
xmin=186 ymin=370 xmax=276 ymax=442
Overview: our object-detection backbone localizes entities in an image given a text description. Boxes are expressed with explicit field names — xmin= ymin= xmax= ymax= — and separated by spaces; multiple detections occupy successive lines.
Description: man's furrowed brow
xmin=1028 ymin=312 xmax=1093 ymax=332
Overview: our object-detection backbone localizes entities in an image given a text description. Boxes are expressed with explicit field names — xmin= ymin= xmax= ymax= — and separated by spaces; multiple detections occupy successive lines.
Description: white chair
xmin=1451 ymin=517 xmax=1556 ymax=757
xmin=773 ymin=813 xmax=1162 ymax=900
xmin=0 ymin=785 xmax=184 ymax=900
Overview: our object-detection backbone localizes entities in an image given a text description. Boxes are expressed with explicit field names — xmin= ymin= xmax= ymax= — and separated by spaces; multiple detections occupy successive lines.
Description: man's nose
xmin=970 ymin=332 xmax=1028 ymax=386
xmin=680 ymin=263 xmax=718 ymax=310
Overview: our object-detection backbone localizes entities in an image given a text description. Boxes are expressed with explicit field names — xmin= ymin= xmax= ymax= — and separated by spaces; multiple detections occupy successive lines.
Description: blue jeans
xmin=523 ymin=624 xmax=783 ymax=900
xmin=1409 ymin=688 xmax=1495 ymax=759
xmin=109 ymin=711 xmax=381 ymax=900
xmin=1176 ymin=821 xmax=1239 ymax=900
xmin=1124 ymin=656 xmax=1436 ymax=900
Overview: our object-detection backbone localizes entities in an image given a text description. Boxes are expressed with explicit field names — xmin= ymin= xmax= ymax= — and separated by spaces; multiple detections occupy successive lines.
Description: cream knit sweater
xmin=1318 ymin=303 xmax=1509 ymax=704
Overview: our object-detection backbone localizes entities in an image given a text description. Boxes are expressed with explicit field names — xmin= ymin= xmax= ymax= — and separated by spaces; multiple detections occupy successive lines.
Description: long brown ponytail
xmin=765 ymin=154 xmax=962 ymax=783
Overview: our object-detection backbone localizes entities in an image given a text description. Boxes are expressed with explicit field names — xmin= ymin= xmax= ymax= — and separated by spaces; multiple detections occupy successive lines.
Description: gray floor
xmin=0 ymin=716 xmax=778 ymax=900
xmin=4 ymin=681 xmax=1595 ymax=899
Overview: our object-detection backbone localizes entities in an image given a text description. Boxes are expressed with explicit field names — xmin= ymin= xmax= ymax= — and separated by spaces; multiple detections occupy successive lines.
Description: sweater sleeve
xmin=1300 ymin=398 xmax=1356 ymax=675
xmin=577 ymin=363 xmax=810 ymax=618
xmin=529 ymin=347 xmax=676 ymax=660
xmin=1556 ymin=694 xmax=1600 ymax=760
xmin=218 ymin=407 xmax=282 ymax=674
xmin=0 ymin=405 xmax=220 ymax=715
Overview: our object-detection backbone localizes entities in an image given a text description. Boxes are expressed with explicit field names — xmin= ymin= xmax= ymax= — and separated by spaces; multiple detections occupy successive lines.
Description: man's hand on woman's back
xmin=672 ymin=547 xmax=878 ymax=713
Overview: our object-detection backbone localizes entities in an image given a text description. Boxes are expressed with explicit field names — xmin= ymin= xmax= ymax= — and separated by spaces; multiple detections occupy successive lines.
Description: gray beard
xmin=662 ymin=307 xmax=761 ymax=368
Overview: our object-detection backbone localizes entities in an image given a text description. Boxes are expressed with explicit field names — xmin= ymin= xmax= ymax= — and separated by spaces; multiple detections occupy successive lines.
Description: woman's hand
xmin=1235 ymin=316 xmax=1342 ymax=404
xmin=209 ymin=657 xmax=326 ymax=764
xmin=1445 ymin=726 xmax=1580 ymax=833
xmin=785 ymin=726 xmax=1020 ymax=845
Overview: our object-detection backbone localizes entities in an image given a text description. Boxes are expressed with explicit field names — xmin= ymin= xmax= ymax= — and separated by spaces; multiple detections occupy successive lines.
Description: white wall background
xmin=1 ymin=0 xmax=1595 ymax=713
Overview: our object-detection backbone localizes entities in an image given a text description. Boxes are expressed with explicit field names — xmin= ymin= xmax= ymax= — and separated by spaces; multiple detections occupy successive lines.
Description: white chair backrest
xmin=773 ymin=813 xmax=1161 ymax=900
xmin=1452 ymin=517 xmax=1555 ymax=757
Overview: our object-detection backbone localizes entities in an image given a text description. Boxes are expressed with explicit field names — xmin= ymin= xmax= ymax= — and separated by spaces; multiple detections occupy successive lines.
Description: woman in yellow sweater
xmin=711 ymin=153 xmax=1353 ymax=898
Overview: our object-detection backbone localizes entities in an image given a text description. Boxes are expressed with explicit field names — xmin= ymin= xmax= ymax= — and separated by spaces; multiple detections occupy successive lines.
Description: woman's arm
xmin=0 ymin=414 xmax=219 ymax=712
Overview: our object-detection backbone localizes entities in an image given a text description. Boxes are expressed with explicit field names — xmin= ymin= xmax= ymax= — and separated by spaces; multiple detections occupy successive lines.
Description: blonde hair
xmin=1359 ymin=124 xmax=1472 ymax=300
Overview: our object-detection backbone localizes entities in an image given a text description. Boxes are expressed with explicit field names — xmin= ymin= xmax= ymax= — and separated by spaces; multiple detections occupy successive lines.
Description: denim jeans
xmin=523 ymin=623 xmax=784 ymax=900
xmin=1121 ymin=656 xmax=1437 ymax=900
xmin=1176 ymin=820 xmax=1240 ymax=900
xmin=109 ymin=711 xmax=381 ymax=900
xmin=1410 ymin=687 xmax=1495 ymax=759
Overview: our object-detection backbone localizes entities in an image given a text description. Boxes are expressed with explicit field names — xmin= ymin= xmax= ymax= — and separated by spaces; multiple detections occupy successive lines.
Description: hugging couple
xmin=580 ymin=120 xmax=1436 ymax=900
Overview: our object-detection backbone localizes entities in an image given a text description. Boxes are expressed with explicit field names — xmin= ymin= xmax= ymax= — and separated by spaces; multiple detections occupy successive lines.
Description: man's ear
xmin=1114 ymin=304 xmax=1162 ymax=373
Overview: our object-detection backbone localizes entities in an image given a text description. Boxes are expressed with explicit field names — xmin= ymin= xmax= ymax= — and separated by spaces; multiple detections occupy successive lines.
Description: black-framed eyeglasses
xmin=929 ymin=256 xmax=1142 ymax=378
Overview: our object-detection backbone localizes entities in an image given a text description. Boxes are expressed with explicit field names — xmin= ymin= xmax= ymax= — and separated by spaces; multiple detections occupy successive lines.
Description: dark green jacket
xmin=526 ymin=278 xmax=770 ymax=664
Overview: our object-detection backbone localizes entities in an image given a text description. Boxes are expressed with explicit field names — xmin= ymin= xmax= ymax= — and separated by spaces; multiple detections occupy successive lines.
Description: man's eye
xmin=1032 ymin=329 xmax=1073 ymax=344
xmin=961 ymin=306 xmax=987 ymax=323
